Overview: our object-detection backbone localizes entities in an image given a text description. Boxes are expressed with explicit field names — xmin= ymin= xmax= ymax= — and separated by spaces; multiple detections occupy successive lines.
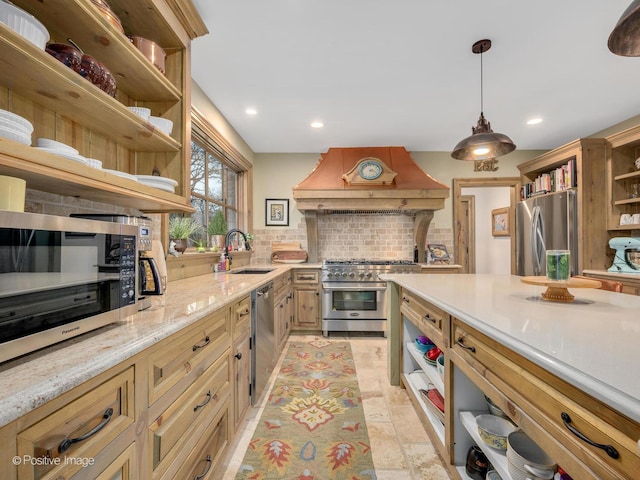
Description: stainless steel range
xmin=321 ymin=259 xmax=420 ymax=336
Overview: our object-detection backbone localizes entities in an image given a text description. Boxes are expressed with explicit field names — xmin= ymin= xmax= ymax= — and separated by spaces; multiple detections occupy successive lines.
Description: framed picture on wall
xmin=265 ymin=199 xmax=289 ymax=226
xmin=491 ymin=207 xmax=510 ymax=237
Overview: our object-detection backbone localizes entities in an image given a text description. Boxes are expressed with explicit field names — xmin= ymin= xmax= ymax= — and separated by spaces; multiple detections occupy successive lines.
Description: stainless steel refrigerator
xmin=516 ymin=190 xmax=578 ymax=276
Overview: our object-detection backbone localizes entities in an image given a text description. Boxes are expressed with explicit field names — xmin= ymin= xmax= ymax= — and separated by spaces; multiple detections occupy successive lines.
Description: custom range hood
xmin=293 ymin=146 xmax=449 ymax=262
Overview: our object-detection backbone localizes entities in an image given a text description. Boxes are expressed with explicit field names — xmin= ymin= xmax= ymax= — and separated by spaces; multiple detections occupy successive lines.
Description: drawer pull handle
xmin=456 ymin=339 xmax=476 ymax=353
xmin=194 ymin=390 xmax=212 ymax=412
xmin=192 ymin=336 xmax=210 ymax=352
xmin=194 ymin=454 xmax=212 ymax=480
xmin=402 ymin=296 xmax=410 ymax=304
xmin=58 ymin=407 xmax=113 ymax=454
xmin=561 ymin=412 xmax=620 ymax=459
xmin=424 ymin=313 xmax=437 ymax=324
xmin=239 ymin=309 xmax=250 ymax=317
xmin=235 ymin=352 xmax=242 ymax=360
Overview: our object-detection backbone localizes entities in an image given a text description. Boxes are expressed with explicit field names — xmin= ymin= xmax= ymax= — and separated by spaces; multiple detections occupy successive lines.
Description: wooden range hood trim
xmin=292 ymin=147 xmax=450 ymax=263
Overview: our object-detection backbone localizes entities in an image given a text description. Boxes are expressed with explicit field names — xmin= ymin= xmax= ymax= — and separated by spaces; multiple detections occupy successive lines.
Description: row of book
xmin=521 ymin=159 xmax=576 ymax=199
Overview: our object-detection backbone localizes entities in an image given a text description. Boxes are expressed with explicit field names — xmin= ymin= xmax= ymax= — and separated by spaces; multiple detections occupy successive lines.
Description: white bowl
xmin=507 ymin=430 xmax=556 ymax=476
xmin=85 ymin=158 xmax=102 ymax=169
xmin=475 ymin=414 xmax=517 ymax=450
xmin=127 ymin=106 xmax=151 ymax=121
xmin=0 ymin=0 xmax=49 ymax=50
xmin=0 ymin=126 xmax=31 ymax=145
xmin=148 ymin=116 xmax=173 ymax=135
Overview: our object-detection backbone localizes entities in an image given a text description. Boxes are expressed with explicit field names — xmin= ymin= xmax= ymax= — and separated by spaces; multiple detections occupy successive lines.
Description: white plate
xmin=50 ymin=151 xmax=88 ymax=165
xmin=136 ymin=175 xmax=178 ymax=186
xmin=36 ymin=138 xmax=78 ymax=154
xmin=85 ymin=158 xmax=102 ymax=169
xmin=103 ymin=169 xmax=138 ymax=182
xmin=0 ymin=111 xmax=33 ymax=133
xmin=138 ymin=181 xmax=175 ymax=193
xmin=0 ymin=127 xmax=31 ymax=145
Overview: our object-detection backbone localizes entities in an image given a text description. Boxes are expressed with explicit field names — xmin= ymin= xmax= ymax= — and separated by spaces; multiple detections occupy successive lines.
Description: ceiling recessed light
xmin=245 ymin=108 xmax=257 ymax=115
xmin=527 ymin=117 xmax=543 ymax=125
xmin=310 ymin=121 xmax=324 ymax=128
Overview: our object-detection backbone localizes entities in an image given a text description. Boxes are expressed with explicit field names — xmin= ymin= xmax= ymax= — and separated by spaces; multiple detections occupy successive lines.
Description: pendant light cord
xmin=480 ymin=44 xmax=484 ymax=115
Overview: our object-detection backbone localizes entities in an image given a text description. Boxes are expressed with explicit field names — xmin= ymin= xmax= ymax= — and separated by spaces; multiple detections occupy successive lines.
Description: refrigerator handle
xmin=530 ymin=206 xmax=545 ymax=275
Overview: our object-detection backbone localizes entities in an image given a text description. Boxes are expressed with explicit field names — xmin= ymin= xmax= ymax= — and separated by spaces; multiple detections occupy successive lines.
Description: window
xmin=175 ymin=111 xmax=251 ymax=250
xmin=190 ymin=139 xmax=239 ymax=240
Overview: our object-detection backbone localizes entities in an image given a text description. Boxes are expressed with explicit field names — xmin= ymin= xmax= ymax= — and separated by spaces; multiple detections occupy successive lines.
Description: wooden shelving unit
xmin=605 ymin=124 xmax=640 ymax=231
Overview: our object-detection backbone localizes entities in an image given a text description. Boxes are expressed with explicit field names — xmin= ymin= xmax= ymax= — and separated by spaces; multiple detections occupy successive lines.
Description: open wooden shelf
xmin=0 ymin=25 xmax=180 ymax=153
xmin=0 ymin=140 xmax=192 ymax=213
xmin=11 ymin=0 xmax=182 ymax=102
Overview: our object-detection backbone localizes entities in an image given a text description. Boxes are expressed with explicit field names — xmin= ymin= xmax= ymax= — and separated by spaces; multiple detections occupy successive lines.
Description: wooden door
xmin=293 ymin=287 xmax=320 ymax=329
xmin=233 ymin=334 xmax=251 ymax=427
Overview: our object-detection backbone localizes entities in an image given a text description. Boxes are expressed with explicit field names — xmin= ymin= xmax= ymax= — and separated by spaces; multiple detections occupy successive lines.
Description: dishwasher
xmin=251 ymin=282 xmax=275 ymax=405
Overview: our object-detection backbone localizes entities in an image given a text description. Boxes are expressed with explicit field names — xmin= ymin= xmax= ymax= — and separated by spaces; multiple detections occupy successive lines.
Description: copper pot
xmin=90 ymin=0 xmax=124 ymax=34
xmin=129 ymin=36 xmax=166 ymax=74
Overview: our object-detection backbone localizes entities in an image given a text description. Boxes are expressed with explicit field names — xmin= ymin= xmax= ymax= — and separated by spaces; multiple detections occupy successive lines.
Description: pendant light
xmin=451 ymin=39 xmax=516 ymax=161
xmin=608 ymin=0 xmax=640 ymax=56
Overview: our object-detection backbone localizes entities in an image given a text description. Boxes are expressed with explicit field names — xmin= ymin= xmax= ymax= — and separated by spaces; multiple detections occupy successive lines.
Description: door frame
xmin=453 ymin=177 xmax=521 ymax=274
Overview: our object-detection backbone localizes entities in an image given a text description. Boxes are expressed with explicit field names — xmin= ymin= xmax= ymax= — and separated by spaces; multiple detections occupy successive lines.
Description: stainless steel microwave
xmin=0 ymin=211 xmax=138 ymax=363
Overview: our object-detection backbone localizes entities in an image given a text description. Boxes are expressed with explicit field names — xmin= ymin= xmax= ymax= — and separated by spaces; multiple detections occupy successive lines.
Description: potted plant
xmin=169 ymin=216 xmax=202 ymax=253
xmin=207 ymin=211 xmax=228 ymax=251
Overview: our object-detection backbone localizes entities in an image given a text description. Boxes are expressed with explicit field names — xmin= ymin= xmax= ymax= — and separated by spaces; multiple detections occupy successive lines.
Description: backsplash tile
xmin=250 ymin=214 xmax=454 ymax=264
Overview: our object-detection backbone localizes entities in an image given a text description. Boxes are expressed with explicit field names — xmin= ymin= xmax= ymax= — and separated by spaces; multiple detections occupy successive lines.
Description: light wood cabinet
xmin=292 ymin=269 xmax=321 ymax=330
xmin=232 ymin=295 xmax=252 ymax=430
xmin=450 ymin=318 xmax=639 ymax=480
xmin=605 ymin=124 xmax=640 ymax=232
xmin=0 ymin=0 xmax=206 ymax=212
xmin=517 ymin=138 xmax=610 ymax=272
xmin=274 ymin=271 xmax=293 ymax=351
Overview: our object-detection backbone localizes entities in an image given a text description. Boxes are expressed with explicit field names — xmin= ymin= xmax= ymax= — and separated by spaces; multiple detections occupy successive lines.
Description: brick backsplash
xmin=250 ymin=214 xmax=454 ymax=264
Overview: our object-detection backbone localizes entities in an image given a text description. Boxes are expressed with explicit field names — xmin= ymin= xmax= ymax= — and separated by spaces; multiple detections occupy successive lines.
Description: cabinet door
xmin=293 ymin=286 xmax=320 ymax=329
xmin=233 ymin=333 xmax=251 ymax=428
xmin=94 ymin=443 xmax=137 ymax=480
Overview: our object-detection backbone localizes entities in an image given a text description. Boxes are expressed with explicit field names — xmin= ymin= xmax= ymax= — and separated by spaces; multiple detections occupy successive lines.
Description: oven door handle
xmin=322 ymin=284 xmax=387 ymax=292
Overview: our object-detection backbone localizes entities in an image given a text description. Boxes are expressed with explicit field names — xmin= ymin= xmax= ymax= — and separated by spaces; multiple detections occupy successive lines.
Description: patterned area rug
xmin=236 ymin=340 xmax=377 ymax=480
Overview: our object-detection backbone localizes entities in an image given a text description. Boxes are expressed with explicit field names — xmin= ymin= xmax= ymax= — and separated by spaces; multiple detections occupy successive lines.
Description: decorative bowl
xmin=436 ymin=353 xmax=445 ymax=381
xmin=484 ymin=394 xmax=509 ymax=419
xmin=415 ymin=338 xmax=434 ymax=353
xmin=476 ymin=414 xmax=517 ymax=450
xmin=127 ymin=106 xmax=151 ymax=121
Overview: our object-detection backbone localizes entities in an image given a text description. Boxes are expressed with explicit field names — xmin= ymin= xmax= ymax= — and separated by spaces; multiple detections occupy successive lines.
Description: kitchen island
xmin=381 ymin=273 xmax=640 ymax=480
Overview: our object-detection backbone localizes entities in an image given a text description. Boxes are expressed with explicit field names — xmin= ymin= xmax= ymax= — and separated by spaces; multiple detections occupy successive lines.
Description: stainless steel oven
xmin=0 ymin=211 xmax=138 ymax=363
xmin=321 ymin=259 xmax=420 ymax=336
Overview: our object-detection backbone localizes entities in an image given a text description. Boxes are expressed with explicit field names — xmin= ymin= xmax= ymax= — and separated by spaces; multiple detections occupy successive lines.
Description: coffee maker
xmin=71 ymin=214 xmax=164 ymax=309
xmin=608 ymin=237 xmax=640 ymax=273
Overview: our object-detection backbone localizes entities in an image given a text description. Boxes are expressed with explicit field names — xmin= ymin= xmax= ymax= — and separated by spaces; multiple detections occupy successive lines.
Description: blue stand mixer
xmin=608 ymin=237 xmax=640 ymax=273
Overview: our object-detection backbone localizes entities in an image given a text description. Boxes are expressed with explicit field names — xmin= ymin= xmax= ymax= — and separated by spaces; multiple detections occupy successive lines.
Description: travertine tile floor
xmin=220 ymin=334 xmax=452 ymax=480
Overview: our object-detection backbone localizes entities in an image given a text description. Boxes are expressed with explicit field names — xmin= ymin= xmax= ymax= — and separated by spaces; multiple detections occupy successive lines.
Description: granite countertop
xmin=0 ymin=264 xmax=296 ymax=428
xmin=381 ymin=273 xmax=640 ymax=423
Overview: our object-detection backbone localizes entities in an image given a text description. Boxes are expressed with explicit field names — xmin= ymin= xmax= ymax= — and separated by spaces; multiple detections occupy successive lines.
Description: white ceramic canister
xmin=620 ymin=213 xmax=632 ymax=225
xmin=0 ymin=175 xmax=26 ymax=211
xmin=631 ymin=213 xmax=640 ymax=225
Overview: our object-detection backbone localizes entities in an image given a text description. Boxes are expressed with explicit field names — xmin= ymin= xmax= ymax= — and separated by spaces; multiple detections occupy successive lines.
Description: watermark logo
xmin=13 ymin=455 xmax=95 ymax=468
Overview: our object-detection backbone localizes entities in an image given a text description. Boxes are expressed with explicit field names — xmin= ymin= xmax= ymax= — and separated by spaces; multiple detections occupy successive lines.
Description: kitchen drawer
xmin=149 ymin=352 xmax=230 ymax=477
xmin=451 ymin=318 xmax=640 ymax=480
xmin=94 ymin=443 xmax=136 ymax=480
xmin=400 ymin=288 xmax=445 ymax=345
xmin=232 ymin=295 xmax=251 ymax=341
xmin=148 ymin=309 xmax=229 ymax=405
xmin=293 ymin=269 xmax=319 ymax=284
xmin=171 ymin=401 xmax=230 ymax=480
xmin=17 ymin=367 xmax=135 ymax=480
xmin=274 ymin=271 xmax=292 ymax=297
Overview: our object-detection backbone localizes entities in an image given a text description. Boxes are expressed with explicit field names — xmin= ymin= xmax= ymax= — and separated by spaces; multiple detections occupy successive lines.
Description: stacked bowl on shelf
xmin=0 ymin=109 xmax=33 ymax=145
xmin=0 ymin=0 xmax=49 ymax=49
xmin=35 ymin=138 xmax=88 ymax=165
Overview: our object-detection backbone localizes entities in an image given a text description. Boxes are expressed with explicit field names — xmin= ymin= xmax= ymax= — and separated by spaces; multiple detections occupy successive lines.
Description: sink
xmin=230 ymin=268 xmax=274 ymax=275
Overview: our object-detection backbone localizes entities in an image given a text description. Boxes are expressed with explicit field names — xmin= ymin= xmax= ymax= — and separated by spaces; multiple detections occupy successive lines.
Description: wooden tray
xmin=521 ymin=276 xmax=602 ymax=302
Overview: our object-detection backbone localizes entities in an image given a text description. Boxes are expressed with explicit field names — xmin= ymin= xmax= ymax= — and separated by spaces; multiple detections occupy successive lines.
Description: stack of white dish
xmin=85 ymin=158 xmax=103 ymax=169
xmin=35 ymin=138 xmax=88 ymax=165
xmin=103 ymin=169 xmax=138 ymax=182
xmin=0 ymin=109 xmax=33 ymax=145
xmin=127 ymin=106 xmax=151 ymax=121
xmin=148 ymin=116 xmax=173 ymax=135
xmin=136 ymin=175 xmax=178 ymax=193
xmin=0 ymin=0 xmax=49 ymax=49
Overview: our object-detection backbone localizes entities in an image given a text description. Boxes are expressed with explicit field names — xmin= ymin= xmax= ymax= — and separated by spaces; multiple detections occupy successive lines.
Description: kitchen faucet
xmin=225 ymin=229 xmax=251 ymax=267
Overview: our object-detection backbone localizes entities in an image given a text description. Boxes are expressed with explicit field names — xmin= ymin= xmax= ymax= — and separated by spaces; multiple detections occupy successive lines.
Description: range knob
xmin=348 ymin=272 xmax=355 ymax=277
xmin=365 ymin=272 xmax=373 ymax=278
xmin=327 ymin=272 xmax=333 ymax=277
xmin=358 ymin=272 xmax=365 ymax=278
